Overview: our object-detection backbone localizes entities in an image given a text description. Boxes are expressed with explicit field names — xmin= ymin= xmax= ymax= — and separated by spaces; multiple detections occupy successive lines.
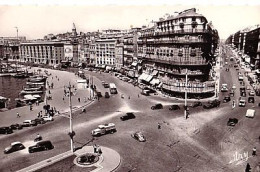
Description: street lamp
xmin=184 ymin=69 xmax=188 ymax=119
xmin=64 ymin=82 xmax=75 ymax=153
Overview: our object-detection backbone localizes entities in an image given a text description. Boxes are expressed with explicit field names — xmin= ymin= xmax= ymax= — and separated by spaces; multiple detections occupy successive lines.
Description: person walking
xmin=232 ymin=100 xmax=236 ymax=109
xmin=16 ymin=112 xmax=20 ymax=118
xmin=78 ymin=97 xmax=81 ymax=102
xmin=245 ymin=163 xmax=251 ymax=172
xmin=158 ymin=122 xmax=161 ymax=129
xmin=252 ymin=147 xmax=257 ymax=156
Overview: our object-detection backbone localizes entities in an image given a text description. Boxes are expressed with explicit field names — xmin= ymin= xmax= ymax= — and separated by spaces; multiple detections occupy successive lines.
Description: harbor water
xmin=0 ymin=76 xmax=27 ymax=109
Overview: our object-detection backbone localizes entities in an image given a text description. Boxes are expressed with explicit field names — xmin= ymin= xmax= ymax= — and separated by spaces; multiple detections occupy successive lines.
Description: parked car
xmin=28 ymin=140 xmax=54 ymax=153
xmin=191 ymin=101 xmax=202 ymax=108
xmin=104 ymin=92 xmax=110 ymax=98
xmin=203 ymin=100 xmax=220 ymax=109
xmin=249 ymin=90 xmax=255 ymax=96
xmin=10 ymin=124 xmax=23 ymax=130
xmin=91 ymin=123 xmax=116 ymax=137
xmin=151 ymin=103 xmax=163 ymax=110
xmin=120 ymin=112 xmax=136 ymax=121
xmin=0 ymin=127 xmax=13 ymax=134
xmin=221 ymin=84 xmax=228 ymax=92
xmin=248 ymin=97 xmax=255 ymax=103
xmin=4 ymin=142 xmax=25 ymax=154
xmin=141 ymin=90 xmax=150 ymax=96
xmin=223 ymin=96 xmax=231 ymax=103
xmin=103 ymin=83 xmax=109 ymax=88
xmin=131 ymin=131 xmax=146 ymax=142
xmin=229 ymin=91 xmax=235 ymax=97
xmin=42 ymin=116 xmax=54 ymax=122
xmin=34 ymin=118 xmax=46 ymax=124
xmin=227 ymin=118 xmax=238 ymax=126
xmin=238 ymin=99 xmax=246 ymax=107
xmin=169 ymin=105 xmax=180 ymax=110
xmin=232 ymin=84 xmax=236 ymax=90
xmin=22 ymin=120 xmax=37 ymax=127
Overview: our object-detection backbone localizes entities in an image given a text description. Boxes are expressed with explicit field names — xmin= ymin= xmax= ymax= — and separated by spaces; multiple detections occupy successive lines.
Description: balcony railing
xmin=144 ymin=57 xmax=207 ymax=66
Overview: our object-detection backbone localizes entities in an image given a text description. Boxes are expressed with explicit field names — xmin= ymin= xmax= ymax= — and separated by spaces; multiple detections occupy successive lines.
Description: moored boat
xmin=20 ymin=90 xmax=43 ymax=95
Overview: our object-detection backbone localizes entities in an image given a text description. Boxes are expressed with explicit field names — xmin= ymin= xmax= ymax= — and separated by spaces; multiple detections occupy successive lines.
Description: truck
xmin=245 ymin=109 xmax=255 ymax=118
xmin=91 ymin=123 xmax=116 ymax=136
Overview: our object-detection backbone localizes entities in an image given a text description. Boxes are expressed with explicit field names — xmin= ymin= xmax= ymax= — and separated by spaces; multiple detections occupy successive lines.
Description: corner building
xmin=137 ymin=8 xmax=219 ymax=99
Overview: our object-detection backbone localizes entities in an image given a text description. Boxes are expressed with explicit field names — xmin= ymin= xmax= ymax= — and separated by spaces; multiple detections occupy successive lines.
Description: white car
xmin=249 ymin=90 xmax=255 ymax=96
xmin=239 ymin=99 xmax=246 ymax=107
xmin=42 ymin=116 xmax=53 ymax=121
xmin=232 ymin=84 xmax=236 ymax=90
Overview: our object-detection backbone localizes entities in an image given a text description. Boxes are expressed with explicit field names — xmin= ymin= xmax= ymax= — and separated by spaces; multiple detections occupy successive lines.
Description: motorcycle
xmin=34 ymin=135 xmax=42 ymax=142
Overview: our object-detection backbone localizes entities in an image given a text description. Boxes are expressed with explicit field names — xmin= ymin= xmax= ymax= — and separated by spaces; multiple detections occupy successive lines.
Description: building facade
xmin=19 ymin=42 xmax=64 ymax=65
xmin=137 ymin=8 xmax=219 ymax=98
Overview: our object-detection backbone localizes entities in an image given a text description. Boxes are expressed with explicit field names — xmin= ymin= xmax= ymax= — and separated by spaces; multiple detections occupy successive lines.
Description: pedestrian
xmin=30 ymin=105 xmax=33 ymax=111
xmin=158 ymin=122 xmax=161 ymax=129
xmin=138 ymin=94 xmax=139 ymax=98
xmin=36 ymin=100 xmax=39 ymax=106
xmin=245 ymin=163 xmax=251 ymax=172
xmin=93 ymin=144 xmax=97 ymax=153
xmin=62 ymin=96 xmax=65 ymax=101
xmin=232 ymin=100 xmax=236 ymax=109
xmin=252 ymin=147 xmax=257 ymax=156
xmin=16 ymin=112 xmax=20 ymax=118
xmin=49 ymin=90 xmax=51 ymax=94
xmin=78 ymin=97 xmax=81 ymax=102
xmin=128 ymin=96 xmax=130 ymax=99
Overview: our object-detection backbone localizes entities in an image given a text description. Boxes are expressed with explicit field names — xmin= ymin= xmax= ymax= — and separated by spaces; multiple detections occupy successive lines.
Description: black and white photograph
xmin=0 ymin=0 xmax=260 ymax=171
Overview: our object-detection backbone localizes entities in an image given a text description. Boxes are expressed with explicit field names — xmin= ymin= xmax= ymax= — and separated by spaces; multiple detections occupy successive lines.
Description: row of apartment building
xmin=225 ymin=25 xmax=260 ymax=69
xmin=0 ymin=8 xmax=219 ymax=99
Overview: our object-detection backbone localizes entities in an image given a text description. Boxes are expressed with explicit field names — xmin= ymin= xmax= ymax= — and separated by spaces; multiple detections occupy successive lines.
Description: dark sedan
xmin=203 ymin=100 xmax=220 ymax=109
xmin=28 ymin=140 xmax=54 ymax=153
xmin=227 ymin=118 xmax=238 ymax=126
xmin=10 ymin=124 xmax=23 ymax=130
xmin=169 ymin=105 xmax=180 ymax=110
xmin=151 ymin=103 xmax=163 ymax=110
xmin=4 ymin=142 xmax=25 ymax=154
xmin=191 ymin=101 xmax=202 ymax=108
xmin=120 ymin=112 xmax=136 ymax=121
xmin=131 ymin=132 xmax=146 ymax=142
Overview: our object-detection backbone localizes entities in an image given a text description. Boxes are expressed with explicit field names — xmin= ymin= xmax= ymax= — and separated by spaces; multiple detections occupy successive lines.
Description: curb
xmin=17 ymin=151 xmax=73 ymax=172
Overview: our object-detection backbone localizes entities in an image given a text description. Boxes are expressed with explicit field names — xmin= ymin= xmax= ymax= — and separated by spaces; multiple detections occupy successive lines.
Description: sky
xmin=0 ymin=1 xmax=260 ymax=40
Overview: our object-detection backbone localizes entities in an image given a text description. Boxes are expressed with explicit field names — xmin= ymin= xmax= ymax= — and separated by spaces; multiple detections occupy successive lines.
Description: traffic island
xmin=18 ymin=145 xmax=121 ymax=172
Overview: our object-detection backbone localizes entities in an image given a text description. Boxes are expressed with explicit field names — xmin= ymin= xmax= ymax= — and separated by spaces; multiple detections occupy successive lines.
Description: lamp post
xmin=64 ymin=82 xmax=75 ymax=153
xmin=184 ymin=69 xmax=188 ymax=119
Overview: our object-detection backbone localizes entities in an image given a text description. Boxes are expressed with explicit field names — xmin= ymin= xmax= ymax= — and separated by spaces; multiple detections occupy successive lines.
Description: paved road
xmin=0 ymin=45 xmax=259 ymax=172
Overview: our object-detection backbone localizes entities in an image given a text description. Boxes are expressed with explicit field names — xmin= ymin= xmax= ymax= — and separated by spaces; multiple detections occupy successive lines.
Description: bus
xmin=109 ymin=83 xmax=117 ymax=94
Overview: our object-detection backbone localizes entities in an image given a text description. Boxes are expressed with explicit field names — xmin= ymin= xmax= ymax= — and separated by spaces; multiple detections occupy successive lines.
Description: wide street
xmin=0 ymin=45 xmax=259 ymax=172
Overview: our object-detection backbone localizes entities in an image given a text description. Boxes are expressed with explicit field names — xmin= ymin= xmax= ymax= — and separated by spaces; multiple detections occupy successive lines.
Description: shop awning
xmin=152 ymin=70 xmax=158 ymax=76
xmin=138 ymin=73 xmax=148 ymax=80
xmin=150 ymin=78 xmax=160 ymax=85
xmin=106 ymin=66 xmax=112 ymax=70
xmin=131 ymin=61 xmax=138 ymax=67
xmin=145 ymin=75 xmax=153 ymax=82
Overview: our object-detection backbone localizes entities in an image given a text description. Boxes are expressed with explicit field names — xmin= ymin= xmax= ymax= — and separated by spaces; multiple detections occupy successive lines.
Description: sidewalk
xmin=17 ymin=146 xmax=121 ymax=172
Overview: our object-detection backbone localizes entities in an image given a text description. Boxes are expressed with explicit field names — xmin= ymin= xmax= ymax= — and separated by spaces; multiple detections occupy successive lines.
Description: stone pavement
xmin=0 ymin=67 xmax=93 ymax=127
xmin=17 ymin=145 xmax=121 ymax=172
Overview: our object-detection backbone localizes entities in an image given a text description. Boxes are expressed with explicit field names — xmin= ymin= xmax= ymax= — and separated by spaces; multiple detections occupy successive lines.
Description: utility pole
xmin=184 ymin=69 xmax=188 ymax=119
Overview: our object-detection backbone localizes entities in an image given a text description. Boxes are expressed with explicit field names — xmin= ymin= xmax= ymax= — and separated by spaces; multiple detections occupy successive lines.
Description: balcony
xmin=138 ymin=38 xmax=208 ymax=45
xmin=144 ymin=57 xmax=208 ymax=66
xmin=153 ymin=29 xmax=211 ymax=36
